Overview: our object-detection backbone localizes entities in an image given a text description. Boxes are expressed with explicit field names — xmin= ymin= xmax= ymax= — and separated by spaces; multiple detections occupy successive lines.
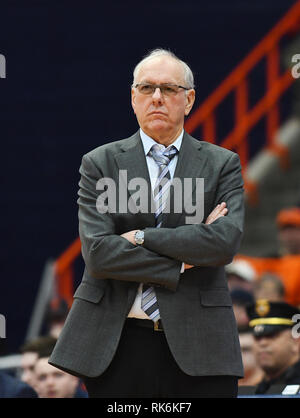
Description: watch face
xmin=135 ymin=230 xmax=144 ymax=245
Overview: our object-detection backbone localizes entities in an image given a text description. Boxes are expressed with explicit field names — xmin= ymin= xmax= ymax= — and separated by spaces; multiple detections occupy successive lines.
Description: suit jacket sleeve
xmin=143 ymin=152 xmax=244 ymax=267
xmin=78 ymin=153 xmax=182 ymax=291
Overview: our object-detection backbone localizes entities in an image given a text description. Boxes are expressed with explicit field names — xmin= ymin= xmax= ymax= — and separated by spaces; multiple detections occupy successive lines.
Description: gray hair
xmin=132 ymin=48 xmax=195 ymax=89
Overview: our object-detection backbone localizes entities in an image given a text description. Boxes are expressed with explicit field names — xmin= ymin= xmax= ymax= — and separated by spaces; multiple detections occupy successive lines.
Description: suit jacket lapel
xmin=163 ymin=132 xmax=209 ymax=228
xmin=114 ymin=131 xmax=156 ymax=226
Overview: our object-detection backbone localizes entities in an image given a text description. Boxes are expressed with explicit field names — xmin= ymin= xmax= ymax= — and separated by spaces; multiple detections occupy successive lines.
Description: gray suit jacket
xmin=49 ymin=131 xmax=244 ymax=378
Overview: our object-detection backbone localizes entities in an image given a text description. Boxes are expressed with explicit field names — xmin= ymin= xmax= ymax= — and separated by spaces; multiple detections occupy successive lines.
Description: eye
xmin=162 ymin=85 xmax=178 ymax=95
xmin=139 ymin=84 xmax=154 ymax=94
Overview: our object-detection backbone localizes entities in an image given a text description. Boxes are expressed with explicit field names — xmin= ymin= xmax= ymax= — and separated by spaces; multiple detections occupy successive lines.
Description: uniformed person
xmin=246 ymin=299 xmax=300 ymax=395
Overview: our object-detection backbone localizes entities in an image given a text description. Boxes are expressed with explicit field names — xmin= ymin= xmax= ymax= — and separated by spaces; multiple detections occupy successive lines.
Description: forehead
xmin=136 ymin=56 xmax=185 ymax=84
xmin=35 ymin=358 xmax=57 ymax=375
xmin=22 ymin=351 xmax=38 ymax=366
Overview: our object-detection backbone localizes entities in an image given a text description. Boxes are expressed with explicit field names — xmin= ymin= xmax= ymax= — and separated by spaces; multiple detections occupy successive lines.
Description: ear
xmin=131 ymin=88 xmax=137 ymax=114
xmin=184 ymin=89 xmax=195 ymax=116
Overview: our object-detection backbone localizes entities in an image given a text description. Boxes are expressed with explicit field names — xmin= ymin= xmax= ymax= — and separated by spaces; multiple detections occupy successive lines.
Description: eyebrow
xmin=140 ymin=80 xmax=179 ymax=85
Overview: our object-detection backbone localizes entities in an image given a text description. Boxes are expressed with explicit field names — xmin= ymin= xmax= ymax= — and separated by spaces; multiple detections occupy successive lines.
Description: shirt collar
xmin=139 ymin=128 xmax=184 ymax=156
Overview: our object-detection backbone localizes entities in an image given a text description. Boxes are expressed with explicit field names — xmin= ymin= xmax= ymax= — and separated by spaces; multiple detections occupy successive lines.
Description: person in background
xmin=44 ymin=299 xmax=69 ymax=338
xmin=253 ymin=273 xmax=285 ymax=302
xmin=35 ymin=358 xmax=85 ymax=398
xmin=225 ymin=258 xmax=256 ymax=292
xmin=237 ymin=207 xmax=300 ymax=307
xmin=19 ymin=335 xmax=59 ymax=391
xmin=238 ymin=329 xmax=264 ymax=387
xmin=247 ymin=300 xmax=300 ymax=394
xmin=34 ymin=338 xmax=87 ymax=398
xmin=230 ymin=289 xmax=254 ymax=332
xmin=0 ymin=371 xmax=37 ymax=398
xmin=277 ymin=207 xmax=300 ymax=256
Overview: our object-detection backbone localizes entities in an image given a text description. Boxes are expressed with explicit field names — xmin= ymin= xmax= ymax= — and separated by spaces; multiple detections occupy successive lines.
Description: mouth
xmin=46 ymin=390 xmax=57 ymax=398
xmin=148 ymin=112 xmax=167 ymax=117
xmin=258 ymin=351 xmax=272 ymax=359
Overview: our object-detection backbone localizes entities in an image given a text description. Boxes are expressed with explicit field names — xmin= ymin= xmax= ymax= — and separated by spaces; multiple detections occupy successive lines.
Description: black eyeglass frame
xmin=133 ymin=83 xmax=191 ymax=95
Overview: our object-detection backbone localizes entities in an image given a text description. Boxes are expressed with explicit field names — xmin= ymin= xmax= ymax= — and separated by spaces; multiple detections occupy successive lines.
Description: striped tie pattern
xmin=141 ymin=144 xmax=178 ymax=322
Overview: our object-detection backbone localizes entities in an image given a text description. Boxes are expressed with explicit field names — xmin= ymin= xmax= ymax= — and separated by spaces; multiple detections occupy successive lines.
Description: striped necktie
xmin=141 ymin=143 xmax=178 ymax=322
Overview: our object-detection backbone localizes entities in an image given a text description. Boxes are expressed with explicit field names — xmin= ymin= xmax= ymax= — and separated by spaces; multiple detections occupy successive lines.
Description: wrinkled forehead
xmin=135 ymin=56 xmax=185 ymax=85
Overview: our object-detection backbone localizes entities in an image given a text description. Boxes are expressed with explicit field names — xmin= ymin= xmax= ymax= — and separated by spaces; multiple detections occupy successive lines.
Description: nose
xmin=152 ymin=87 xmax=163 ymax=104
xmin=45 ymin=375 xmax=56 ymax=388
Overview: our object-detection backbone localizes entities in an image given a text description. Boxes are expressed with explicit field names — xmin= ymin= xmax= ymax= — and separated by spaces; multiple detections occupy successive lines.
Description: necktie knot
xmin=149 ymin=144 xmax=178 ymax=168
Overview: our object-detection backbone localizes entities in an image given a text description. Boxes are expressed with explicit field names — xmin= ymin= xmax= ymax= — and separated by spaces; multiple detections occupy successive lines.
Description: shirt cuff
xmin=180 ymin=262 xmax=185 ymax=274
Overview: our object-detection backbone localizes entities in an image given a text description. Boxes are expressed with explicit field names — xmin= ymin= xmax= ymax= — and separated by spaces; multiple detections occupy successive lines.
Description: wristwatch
xmin=134 ymin=230 xmax=145 ymax=245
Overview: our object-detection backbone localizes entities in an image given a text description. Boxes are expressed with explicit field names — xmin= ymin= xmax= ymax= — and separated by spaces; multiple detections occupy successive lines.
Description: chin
xmin=147 ymin=121 xmax=169 ymax=135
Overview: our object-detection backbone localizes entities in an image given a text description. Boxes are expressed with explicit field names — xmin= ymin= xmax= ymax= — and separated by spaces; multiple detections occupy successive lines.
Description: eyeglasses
xmin=134 ymin=83 xmax=190 ymax=96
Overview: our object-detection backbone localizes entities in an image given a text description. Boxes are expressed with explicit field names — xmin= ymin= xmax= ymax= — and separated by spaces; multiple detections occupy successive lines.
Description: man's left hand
xmin=121 ymin=230 xmax=139 ymax=245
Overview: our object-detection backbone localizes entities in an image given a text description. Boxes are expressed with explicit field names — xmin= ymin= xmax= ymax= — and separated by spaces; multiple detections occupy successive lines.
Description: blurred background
xmin=1 ymin=0 xmax=300 ymax=397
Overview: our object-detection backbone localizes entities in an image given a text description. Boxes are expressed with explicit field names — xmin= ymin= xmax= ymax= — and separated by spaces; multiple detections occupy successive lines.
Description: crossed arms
xmin=121 ymin=202 xmax=229 ymax=271
xmin=78 ymin=151 xmax=244 ymax=291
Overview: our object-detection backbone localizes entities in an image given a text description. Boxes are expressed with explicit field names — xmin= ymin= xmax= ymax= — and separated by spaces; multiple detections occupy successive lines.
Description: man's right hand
xmin=205 ymin=202 xmax=228 ymax=225
xmin=184 ymin=202 xmax=228 ymax=270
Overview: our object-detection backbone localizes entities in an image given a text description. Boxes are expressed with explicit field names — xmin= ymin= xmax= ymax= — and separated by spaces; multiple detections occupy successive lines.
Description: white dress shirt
xmin=127 ymin=128 xmax=184 ymax=319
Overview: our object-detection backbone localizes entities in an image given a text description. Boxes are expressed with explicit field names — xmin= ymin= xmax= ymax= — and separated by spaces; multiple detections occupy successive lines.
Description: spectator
xmin=277 ymin=207 xmax=300 ymax=256
xmin=35 ymin=358 xmax=85 ymax=398
xmin=247 ymin=300 xmax=300 ymax=394
xmin=19 ymin=335 xmax=58 ymax=391
xmin=237 ymin=206 xmax=300 ymax=307
xmin=253 ymin=273 xmax=285 ymax=302
xmin=225 ymin=259 xmax=256 ymax=292
xmin=230 ymin=289 xmax=254 ymax=332
xmin=44 ymin=299 xmax=69 ymax=338
xmin=0 ymin=371 xmax=37 ymax=398
xmin=34 ymin=338 xmax=87 ymax=398
xmin=238 ymin=329 xmax=264 ymax=387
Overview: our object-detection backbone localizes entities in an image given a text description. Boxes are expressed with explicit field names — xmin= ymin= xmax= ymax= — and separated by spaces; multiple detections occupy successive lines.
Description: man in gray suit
xmin=49 ymin=49 xmax=244 ymax=397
